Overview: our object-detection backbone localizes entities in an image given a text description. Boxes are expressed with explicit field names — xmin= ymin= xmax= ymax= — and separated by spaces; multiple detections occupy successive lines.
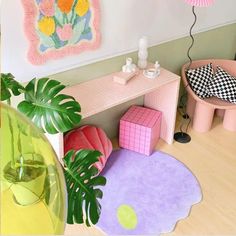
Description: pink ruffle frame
xmin=21 ymin=0 xmax=101 ymax=65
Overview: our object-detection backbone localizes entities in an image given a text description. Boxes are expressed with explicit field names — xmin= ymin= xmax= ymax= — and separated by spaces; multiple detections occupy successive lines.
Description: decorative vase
xmin=0 ymin=103 xmax=67 ymax=235
xmin=138 ymin=36 xmax=148 ymax=69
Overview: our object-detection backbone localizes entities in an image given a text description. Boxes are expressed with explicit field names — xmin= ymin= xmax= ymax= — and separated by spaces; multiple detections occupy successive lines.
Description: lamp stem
xmin=174 ymin=6 xmax=197 ymax=144
xmin=187 ymin=6 xmax=197 ymax=70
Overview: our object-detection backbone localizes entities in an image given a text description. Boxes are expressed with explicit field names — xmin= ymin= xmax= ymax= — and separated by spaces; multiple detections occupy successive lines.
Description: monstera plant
xmin=1 ymin=73 xmax=106 ymax=227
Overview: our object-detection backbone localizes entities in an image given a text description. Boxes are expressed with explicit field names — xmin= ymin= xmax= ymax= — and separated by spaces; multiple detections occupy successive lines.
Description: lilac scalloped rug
xmin=97 ymin=149 xmax=202 ymax=235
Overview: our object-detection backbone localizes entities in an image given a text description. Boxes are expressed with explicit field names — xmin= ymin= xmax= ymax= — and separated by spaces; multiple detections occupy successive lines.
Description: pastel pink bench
xmin=182 ymin=59 xmax=236 ymax=132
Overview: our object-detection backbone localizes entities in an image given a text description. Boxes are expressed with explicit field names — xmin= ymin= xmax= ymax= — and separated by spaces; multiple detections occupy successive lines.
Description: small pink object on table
xmin=113 ymin=71 xmax=137 ymax=85
xmin=119 ymin=106 xmax=162 ymax=156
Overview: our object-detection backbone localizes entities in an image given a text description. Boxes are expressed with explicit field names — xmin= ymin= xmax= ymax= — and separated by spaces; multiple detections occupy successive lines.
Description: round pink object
xmin=184 ymin=0 xmax=214 ymax=7
xmin=64 ymin=126 xmax=113 ymax=173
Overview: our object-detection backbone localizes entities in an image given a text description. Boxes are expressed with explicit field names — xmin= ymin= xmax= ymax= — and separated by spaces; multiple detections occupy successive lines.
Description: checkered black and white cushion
xmin=207 ymin=66 xmax=236 ymax=104
xmin=186 ymin=63 xmax=213 ymax=98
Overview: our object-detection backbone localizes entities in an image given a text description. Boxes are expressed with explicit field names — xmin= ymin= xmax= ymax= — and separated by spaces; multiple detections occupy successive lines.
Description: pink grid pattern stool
xmin=119 ymin=106 xmax=162 ymax=156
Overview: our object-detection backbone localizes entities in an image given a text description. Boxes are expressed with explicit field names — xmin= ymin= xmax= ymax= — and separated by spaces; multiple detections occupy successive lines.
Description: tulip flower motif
xmin=39 ymin=0 xmax=55 ymax=17
xmin=38 ymin=17 xmax=56 ymax=36
xmin=75 ymin=0 xmax=90 ymax=17
xmin=58 ymin=0 xmax=74 ymax=14
xmin=56 ymin=24 xmax=73 ymax=41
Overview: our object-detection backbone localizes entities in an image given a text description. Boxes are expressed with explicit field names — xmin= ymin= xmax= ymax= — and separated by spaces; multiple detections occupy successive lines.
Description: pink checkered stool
xmin=119 ymin=106 xmax=162 ymax=156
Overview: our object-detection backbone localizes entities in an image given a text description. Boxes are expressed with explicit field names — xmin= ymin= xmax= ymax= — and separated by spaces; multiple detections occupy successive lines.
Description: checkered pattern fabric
xmin=186 ymin=63 xmax=213 ymax=98
xmin=207 ymin=66 xmax=236 ymax=104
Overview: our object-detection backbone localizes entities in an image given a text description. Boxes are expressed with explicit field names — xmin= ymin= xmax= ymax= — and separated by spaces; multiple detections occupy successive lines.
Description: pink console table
xmin=48 ymin=67 xmax=180 ymax=159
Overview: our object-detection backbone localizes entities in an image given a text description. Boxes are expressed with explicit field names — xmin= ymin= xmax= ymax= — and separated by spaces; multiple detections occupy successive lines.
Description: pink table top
xmin=63 ymin=67 xmax=180 ymax=119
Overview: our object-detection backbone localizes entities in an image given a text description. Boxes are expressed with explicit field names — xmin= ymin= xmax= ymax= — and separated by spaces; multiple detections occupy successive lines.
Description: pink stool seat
xmin=119 ymin=106 xmax=162 ymax=155
xmin=182 ymin=59 xmax=236 ymax=132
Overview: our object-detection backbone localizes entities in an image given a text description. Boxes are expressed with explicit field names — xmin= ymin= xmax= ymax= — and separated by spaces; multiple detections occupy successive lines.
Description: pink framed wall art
xmin=21 ymin=0 xmax=101 ymax=65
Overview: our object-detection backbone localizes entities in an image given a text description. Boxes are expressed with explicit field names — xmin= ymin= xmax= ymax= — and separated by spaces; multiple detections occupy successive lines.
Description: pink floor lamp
xmin=174 ymin=0 xmax=214 ymax=143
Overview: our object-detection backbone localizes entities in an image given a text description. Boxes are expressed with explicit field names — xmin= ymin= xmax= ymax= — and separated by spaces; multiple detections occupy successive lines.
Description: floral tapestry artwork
xmin=21 ymin=0 xmax=101 ymax=65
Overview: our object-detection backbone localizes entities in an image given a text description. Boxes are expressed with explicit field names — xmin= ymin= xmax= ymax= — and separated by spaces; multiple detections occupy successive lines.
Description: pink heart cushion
xmin=64 ymin=125 xmax=113 ymax=173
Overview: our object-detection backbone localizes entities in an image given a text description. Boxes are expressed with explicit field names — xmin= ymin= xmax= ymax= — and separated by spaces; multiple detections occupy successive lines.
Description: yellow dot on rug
xmin=117 ymin=204 xmax=138 ymax=230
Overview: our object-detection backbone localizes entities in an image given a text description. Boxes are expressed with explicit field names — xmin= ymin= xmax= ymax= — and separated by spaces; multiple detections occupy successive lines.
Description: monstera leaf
xmin=1 ymin=73 xmax=25 ymax=102
xmin=63 ymin=149 xmax=106 ymax=226
xmin=18 ymin=78 xmax=81 ymax=134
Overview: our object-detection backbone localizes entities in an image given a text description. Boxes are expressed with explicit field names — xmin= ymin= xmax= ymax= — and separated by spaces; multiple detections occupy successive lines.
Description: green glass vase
xmin=0 ymin=103 xmax=67 ymax=235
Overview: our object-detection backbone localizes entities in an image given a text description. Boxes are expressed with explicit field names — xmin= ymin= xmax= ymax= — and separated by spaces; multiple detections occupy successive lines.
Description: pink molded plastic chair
xmin=182 ymin=59 xmax=236 ymax=132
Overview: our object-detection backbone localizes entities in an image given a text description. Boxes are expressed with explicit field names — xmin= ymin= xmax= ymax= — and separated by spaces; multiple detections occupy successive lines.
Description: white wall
xmin=1 ymin=0 xmax=236 ymax=82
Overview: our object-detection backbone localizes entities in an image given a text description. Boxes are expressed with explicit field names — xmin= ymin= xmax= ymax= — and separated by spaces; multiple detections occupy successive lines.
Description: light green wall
xmin=52 ymin=23 xmax=236 ymax=138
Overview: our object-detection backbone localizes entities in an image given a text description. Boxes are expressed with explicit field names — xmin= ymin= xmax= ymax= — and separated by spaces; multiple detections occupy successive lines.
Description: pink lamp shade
xmin=184 ymin=0 xmax=214 ymax=7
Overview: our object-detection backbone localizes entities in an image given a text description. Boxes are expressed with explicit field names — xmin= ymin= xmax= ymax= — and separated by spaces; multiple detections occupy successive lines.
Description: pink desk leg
xmin=144 ymin=80 xmax=180 ymax=144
